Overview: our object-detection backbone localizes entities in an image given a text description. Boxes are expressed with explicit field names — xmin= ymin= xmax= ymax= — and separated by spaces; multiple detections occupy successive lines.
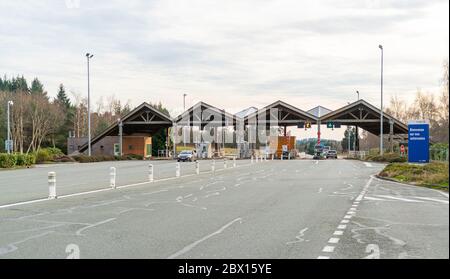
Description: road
xmin=0 ymin=159 xmax=448 ymax=259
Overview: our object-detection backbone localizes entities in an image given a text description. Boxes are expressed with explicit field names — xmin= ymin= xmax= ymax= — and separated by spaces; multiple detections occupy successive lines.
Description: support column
xmin=119 ymin=121 xmax=123 ymax=156
xmin=389 ymin=119 xmax=394 ymax=153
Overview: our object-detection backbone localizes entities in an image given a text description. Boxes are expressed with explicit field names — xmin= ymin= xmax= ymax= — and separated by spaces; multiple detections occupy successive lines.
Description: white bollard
xmin=196 ymin=161 xmax=200 ymax=175
xmin=233 ymin=157 xmax=237 ymax=168
xmin=272 ymin=154 xmax=274 ymax=161
xmin=212 ymin=160 xmax=216 ymax=172
xmin=260 ymin=155 xmax=263 ymax=162
xmin=110 ymin=167 xmax=116 ymax=188
xmin=224 ymin=159 xmax=227 ymax=169
xmin=148 ymin=164 xmax=154 ymax=182
xmin=288 ymin=153 xmax=291 ymax=160
xmin=251 ymin=156 xmax=254 ymax=164
xmin=281 ymin=153 xmax=284 ymax=161
xmin=48 ymin=172 xmax=57 ymax=199
xmin=176 ymin=162 xmax=181 ymax=177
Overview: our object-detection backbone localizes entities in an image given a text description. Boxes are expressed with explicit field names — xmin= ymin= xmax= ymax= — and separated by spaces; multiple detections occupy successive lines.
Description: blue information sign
xmin=408 ymin=122 xmax=429 ymax=163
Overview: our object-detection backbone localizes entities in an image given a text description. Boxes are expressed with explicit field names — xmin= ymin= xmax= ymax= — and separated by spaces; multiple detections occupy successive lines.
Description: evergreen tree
xmin=55 ymin=84 xmax=71 ymax=108
xmin=30 ymin=78 xmax=46 ymax=97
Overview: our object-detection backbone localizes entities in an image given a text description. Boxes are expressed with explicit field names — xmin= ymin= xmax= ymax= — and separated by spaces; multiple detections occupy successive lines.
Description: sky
xmin=0 ymin=0 xmax=448 ymax=140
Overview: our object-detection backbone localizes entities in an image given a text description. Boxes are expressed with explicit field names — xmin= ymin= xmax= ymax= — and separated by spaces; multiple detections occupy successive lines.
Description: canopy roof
xmin=78 ymin=102 xmax=172 ymax=152
xmin=320 ymin=99 xmax=408 ymax=136
xmin=244 ymin=100 xmax=318 ymax=126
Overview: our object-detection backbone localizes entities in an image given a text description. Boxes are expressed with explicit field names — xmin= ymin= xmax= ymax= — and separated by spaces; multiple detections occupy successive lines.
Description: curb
xmin=375 ymin=175 xmax=449 ymax=192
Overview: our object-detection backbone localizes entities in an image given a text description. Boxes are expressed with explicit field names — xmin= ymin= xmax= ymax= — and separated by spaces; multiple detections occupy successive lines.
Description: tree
xmin=55 ymin=84 xmax=71 ymax=108
xmin=341 ymin=126 xmax=356 ymax=151
xmin=149 ymin=101 xmax=170 ymax=156
xmin=30 ymin=78 xmax=47 ymax=98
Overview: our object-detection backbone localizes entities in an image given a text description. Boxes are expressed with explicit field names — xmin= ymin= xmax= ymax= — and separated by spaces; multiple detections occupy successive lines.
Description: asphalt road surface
xmin=0 ymin=159 xmax=448 ymax=259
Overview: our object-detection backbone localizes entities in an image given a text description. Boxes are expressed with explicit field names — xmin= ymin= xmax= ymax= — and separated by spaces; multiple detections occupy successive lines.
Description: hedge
xmin=72 ymin=154 xmax=144 ymax=163
xmin=0 ymin=153 xmax=36 ymax=168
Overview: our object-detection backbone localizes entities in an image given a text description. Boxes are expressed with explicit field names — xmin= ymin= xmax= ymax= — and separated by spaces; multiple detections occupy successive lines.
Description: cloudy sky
xmin=0 ymin=0 xmax=448 ymax=138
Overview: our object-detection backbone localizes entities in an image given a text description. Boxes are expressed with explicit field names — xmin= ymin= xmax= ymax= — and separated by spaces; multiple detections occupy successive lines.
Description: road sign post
xmin=408 ymin=121 xmax=429 ymax=163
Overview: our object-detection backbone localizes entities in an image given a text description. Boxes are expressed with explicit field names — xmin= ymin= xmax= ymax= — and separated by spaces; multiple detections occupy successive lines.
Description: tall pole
xmin=379 ymin=45 xmax=384 ymax=155
xmin=356 ymin=91 xmax=359 ymax=151
xmin=86 ymin=53 xmax=94 ymax=156
xmin=6 ymin=101 xmax=12 ymax=154
xmin=183 ymin=93 xmax=187 ymax=147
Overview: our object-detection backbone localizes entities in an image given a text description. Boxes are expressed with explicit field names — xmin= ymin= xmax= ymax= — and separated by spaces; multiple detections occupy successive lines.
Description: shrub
xmin=53 ymin=155 xmax=76 ymax=163
xmin=15 ymin=153 xmax=36 ymax=166
xmin=366 ymin=152 xmax=407 ymax=163
xmin=0 ymin=153 xmax=16 ymax=168
xmin=35 ymin=149 xmax=53 ymax=163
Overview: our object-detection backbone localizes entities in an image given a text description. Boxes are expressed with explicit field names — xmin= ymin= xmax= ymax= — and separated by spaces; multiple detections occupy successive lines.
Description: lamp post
xmin=183 ymin=93 xmax=187 ymax=147
xmin=356 ymin=90 xmax=359 ymax=151
xmin=379 ymin=45 xmax=384 ymax=155
xmin=6 ymin=100 xmax=13 ymax=154
xmin=86 ymin=53 xmax=94 ymax=156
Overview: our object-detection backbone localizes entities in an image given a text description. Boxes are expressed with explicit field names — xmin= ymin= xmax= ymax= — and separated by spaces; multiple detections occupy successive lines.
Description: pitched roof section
xmin=78 ymin=102 xmax=173 ymax=153
xmin=320 ymin=99 xmax=408 ymax=135
xmin=307 ymin=106 xmax=333 ymax=118
xmin=235 ymin=107 xmax=258 ymax=118
xmin=174 ymin=101 xmax=239 ymax=126
xmin=244 ymin=100 xmax=318 ymax=125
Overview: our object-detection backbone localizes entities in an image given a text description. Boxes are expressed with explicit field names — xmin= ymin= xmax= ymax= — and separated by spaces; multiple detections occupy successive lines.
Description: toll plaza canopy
xmin=243 ymin=100 xmax=318 ymax=127
xmin=78 ymin=102 xmax=173 ymax=153
xmin=320 ymin=99 xmax=409 ymax=137
xmin=174 ymin=101 xmax=239 ymax=128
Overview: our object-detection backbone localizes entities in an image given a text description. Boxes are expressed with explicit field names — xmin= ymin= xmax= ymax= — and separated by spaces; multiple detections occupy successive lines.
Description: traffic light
xmin=327 ymin=121 xmax=334 ymax=129
xmin=305 ymin=122 xmax=312 ymax=129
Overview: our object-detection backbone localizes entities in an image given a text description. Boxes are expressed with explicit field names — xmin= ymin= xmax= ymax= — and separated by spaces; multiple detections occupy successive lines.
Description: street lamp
xmin=183 ymin=93 xmax=187 ymax=147
xmin=355 ymin=90 xmax=360 ymax=151
xmin=86 ymin=53 xmax=94 ymax=156
xmin=6 ymin=100 xmax=13 ymax=154
xmin=379 ymin=45 xmax=384 ymax=155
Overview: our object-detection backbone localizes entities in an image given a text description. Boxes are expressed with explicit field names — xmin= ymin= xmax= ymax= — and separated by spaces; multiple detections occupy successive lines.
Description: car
xmin=177 ymin=150 xmax=195 ymax=162
xmin=326 ymin=150 xmax=337 ymax=159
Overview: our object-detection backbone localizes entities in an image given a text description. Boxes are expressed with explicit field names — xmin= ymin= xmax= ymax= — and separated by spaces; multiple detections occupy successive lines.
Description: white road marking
xmin=167 ymin=218 xmax=242 ymax=259
xmin=75 ymin=218 xmax=116 ymax=236
xmin=364 ymin=196 xmax=386 ymax=201
xmin=338 ymin=225 xmax=347 ymax=230
xmin=328 ymin=238 xmax=340 ymax=244
xmin=315 ymin=160 xmax=319 ymax=165
xmin=318 ymin=188 xmax=323 ymax=193
xmin=364 ymin=162 xmax=373 ymax=167
xmin=364 ymin=244 xmax=380 ymax=259
xmin=374 ymin=195 xmax=424 ymax=203
xmin=341 ymin=219 xmax=350 ymax=224
xmin=286 ymin=228 xmax=309 ymax=245
xmin=412 ymin=197 xmax=449 ymax=204
xmin=344 ymin=215 xmax=353 ymax=219
xmin=317 ymin=256 xmax=330 ymax=259
xmin=333 ymin=231 xmax=344 ymax=236
xmin=0 ymin=231 xmax=54 ymax=256
xmin=322 ymin=246 xmax=335 ymax=253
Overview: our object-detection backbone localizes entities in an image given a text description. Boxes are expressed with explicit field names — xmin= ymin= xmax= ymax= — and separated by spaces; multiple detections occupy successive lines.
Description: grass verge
xmin=379 ymin=161 xmax=449 ymax=191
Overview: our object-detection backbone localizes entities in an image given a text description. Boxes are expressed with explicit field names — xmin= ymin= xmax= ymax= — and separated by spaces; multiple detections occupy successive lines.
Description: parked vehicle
xmin=326 ymin=150 xmax=337 ymax=159
xmin=177 ymin=150 xmax=196 ymax=162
